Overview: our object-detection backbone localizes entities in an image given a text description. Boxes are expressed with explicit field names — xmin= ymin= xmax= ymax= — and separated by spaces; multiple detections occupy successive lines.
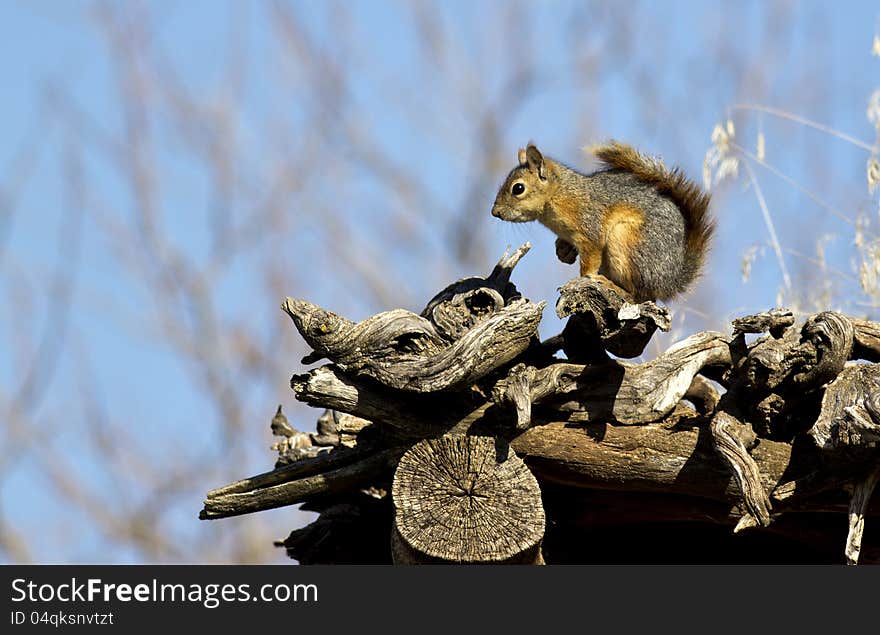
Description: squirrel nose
xmin=491 ymin=207 xmax=500 ymax=218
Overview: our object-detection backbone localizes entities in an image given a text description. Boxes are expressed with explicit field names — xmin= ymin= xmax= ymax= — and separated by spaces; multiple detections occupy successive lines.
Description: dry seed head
xmin=868 ymin=156 xmax=880 ymax=195
xmin=756 ymin=131 xmax=765 ymax=162
xmin=855 ymin=212 xmax=866 ymax=248
xmin=711 ymin=123 xmax=730 ymax=146
xmin=703 ymin=121 xmax=739 ymax=190
xmin=815 ymin=234 xmax=835 ymax=270
xmin=859 ymin=240 xmax=880 ymax=296
xmin=741 ymin=244 xmax=760 ymax=283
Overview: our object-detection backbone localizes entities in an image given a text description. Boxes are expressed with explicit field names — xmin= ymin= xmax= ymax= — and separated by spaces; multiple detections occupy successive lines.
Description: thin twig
xmin=742 ymin=159 xmax=792 ymax=293
xmin=730 ymin=103 xmax=877 ymax=153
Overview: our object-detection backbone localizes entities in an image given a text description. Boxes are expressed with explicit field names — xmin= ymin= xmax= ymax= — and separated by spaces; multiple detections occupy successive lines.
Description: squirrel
xmin=490 ymin=141 xmax=714 ymax=302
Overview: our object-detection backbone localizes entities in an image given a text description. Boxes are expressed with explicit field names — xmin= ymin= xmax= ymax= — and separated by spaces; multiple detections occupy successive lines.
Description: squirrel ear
xmin=517 ymin=147 xmax=527 ymax=165
xmin=525 ymin=144 xmax=545 ymax=179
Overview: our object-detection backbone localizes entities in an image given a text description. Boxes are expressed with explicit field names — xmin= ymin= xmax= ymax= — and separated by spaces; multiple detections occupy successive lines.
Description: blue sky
xmin=2 ymin=0 xmax=879 ymax=563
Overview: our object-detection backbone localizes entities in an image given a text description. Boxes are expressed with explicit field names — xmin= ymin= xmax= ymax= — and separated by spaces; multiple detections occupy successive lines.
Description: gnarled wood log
xmin=291 ymin=365 xmax=489 ymax=440
xmin=556 ymin=276 xmax=671 ymax=360
xmin=710 ymin=409 xmax=771 ymax=529
xmin=731 ymin=309 xmax=795 ymax=337
xmin=809 ymin=364 xmax=880 ymax=453
xmin=201 ymin=448 xmax=403 ymax=519
xmin=203 ymin=246 xmax=880 ymax=564
xmin=492 ymin=330 xmax=730 ymax=426
xmin=421 ymin=243 xmax=530 ymax=341
xmin=282 ymin=243 xmax=544 ymax=393
xmin=391 ymin=435 xmax=544 ymax=564
xmin=284 ymin=298 xmax=544 ymax=393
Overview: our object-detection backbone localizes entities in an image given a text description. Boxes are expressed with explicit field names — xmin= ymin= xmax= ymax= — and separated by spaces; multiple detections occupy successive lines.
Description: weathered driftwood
xmin=202 ymin=244 xmax=880 ymax=564
xmin=809 ymin=364 xmax=880 ymax=453
xmin=421 ymin=242 xmax=531 ymax=341
xmin=705 ymin=311 xmax=854 ymax=520
xmin=556 ymin=276 xmax=671 ymax=361
xmin=283 ymin=243 xmax=543 ymax=394
xmin=283 ymin=297 xmax=544 ymax=393
xmin=291 ymin=365 xmax=489 ymax=440
xmin=846 ymin=467 xmax=880 ymax=564
xmin=267 ymin=406 xmax=371 ymax=466
xmin=391 ymin=436 xmax=544 ymax=564
xmin=731 ymin=309 xmax=795 ymax=337
xmin=851 ymin=318 xmax=880 ymax=361
xmin=804 ymin=363 xmax=880 ymax=563
xmin=291 ymin=328 xmax=730 ymax=441
xmin=491 ymin=330 xmax=730 ymax=426
xmin=201 ymin=448 xmax=403 ymax=519
xmin=709 ymin=409 xmax=771 ymax=529
xmin=202 ymin=404 xmax=845 ymax=522
xmin=684 ymin=374 xmax=721 ymax=414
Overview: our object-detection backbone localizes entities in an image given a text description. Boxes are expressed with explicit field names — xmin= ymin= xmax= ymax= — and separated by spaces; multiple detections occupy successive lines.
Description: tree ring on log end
xmin=391 ymin=435 xmax=545 ymax=563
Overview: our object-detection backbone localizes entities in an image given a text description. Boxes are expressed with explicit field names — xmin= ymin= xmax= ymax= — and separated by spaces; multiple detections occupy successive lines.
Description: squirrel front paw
xmin=555 ymin=238 xmax=578 ymax=265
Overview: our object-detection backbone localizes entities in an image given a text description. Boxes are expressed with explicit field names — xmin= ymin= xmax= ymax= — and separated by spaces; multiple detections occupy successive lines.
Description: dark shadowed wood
xmin=276 ymin=496 xmax=393 ymax=564
xmin=556 ymin=276 xmax=671 ymax=360
xmin=684 ymin=374 xmax=721 ymax=414
xmin=391 ymin=436 xmax=544 ymax=563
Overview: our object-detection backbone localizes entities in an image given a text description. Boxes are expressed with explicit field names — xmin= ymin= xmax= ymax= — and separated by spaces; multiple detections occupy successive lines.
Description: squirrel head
xmin=491 ymin=144 xmax=553 ymax=223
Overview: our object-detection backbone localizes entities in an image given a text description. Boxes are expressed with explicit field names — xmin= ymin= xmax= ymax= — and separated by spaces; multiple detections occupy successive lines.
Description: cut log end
xmin=391 ymin=435 xmax=545 ymax=564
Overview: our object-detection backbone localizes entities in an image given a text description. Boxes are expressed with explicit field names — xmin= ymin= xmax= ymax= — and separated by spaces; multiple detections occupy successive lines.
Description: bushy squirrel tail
xmin=588 ymin=140 xmax=715 ymax=292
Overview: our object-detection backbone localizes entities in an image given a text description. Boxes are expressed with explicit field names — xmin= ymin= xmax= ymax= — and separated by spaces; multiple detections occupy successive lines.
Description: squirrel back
xmin=491 ymin=141 xmax=714 ymax=302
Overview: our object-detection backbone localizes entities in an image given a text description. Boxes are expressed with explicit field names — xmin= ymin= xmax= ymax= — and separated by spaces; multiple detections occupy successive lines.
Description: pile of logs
xmin=201 ymin=244 xmax=880 ymax=564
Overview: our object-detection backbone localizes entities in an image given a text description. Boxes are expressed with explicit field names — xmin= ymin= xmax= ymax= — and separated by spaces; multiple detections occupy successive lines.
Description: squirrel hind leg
xmin=600 ymin=203 xmax=645 ymax=300
xmin=578 ymin=247 xmax=602 ymax=277
xmin=577 ymin=246 xmax=635 ymax=301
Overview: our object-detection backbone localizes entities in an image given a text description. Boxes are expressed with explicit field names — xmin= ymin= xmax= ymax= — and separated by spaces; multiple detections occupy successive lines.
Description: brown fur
xmin=600 ymin=202 xmax=644 ymax=293
xmin=589 ymin=141 xmax=714 ymax=271
xmin=578 ymin=247 xmax=603 ymax=277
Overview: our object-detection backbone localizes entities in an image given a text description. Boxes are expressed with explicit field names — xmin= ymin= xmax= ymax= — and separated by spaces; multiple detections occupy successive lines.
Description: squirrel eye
xmin=511 ymin=183 xmax=525 ymax=196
